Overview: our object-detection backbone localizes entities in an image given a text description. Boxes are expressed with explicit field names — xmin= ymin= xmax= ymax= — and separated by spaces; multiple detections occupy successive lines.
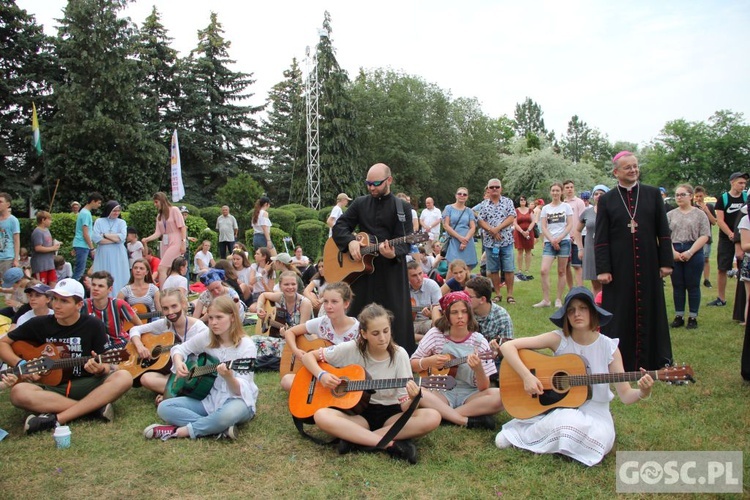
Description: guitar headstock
xmin=99 ymin=348 xmax=130 ymax=364
xmin=420 ymin=375 xmax=457 ymax=391
xmin=228 ymin=358 xmax=256 ymax=374
xmin=656 ymin=363 xmax=695 ymax=384
xmin=17 ymin=357 xmax=53 ymax=376
xmin=408 ymin=232 xmax=430 ymax=244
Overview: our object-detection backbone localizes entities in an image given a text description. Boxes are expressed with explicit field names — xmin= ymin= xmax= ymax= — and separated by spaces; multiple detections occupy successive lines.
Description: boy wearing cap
xmin=327 ymin=193 xmax=351 ymax=237
xmin=12 ymin=281 xmax=53 ymax=328
xmin=711 ymin=172 xmax=749 ymax=306
xmin=0 ymin=267 xmax=31 ymax=319
xmin=0 ymin=279 xmax=133 ymax=434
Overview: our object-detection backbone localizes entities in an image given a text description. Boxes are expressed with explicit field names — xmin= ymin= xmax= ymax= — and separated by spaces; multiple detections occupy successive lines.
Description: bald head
xmin=366 ymin=163 xmax=392 ymax=197
xmin=369 ymin=163 xmax=391 ymax=178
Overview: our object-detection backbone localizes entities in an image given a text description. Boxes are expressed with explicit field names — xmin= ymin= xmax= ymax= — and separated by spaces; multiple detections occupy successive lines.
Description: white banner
xmin=170 ymin=129 xmax=185 ymax=203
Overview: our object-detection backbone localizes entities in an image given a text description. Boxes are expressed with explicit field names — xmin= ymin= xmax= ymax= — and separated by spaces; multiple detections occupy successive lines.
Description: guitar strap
xmin=393 ymin=196 xmax=407 ymax=238
xmin=291 ymin=390 xmax=423 ymax=449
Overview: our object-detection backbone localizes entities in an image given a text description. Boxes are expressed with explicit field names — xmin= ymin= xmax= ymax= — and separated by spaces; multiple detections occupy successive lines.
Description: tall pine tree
xmin=259 ymin=58 xmax=306 ymax=204
xmin=45 ymin=0 xmax=163 ymax=207
xmin=315 ymin=11 xmax=360 ymax=205
xmin=0 ymin=1 xmax=56 ymax=202
xmin=176 ymin=12 xmax=263 ymax=203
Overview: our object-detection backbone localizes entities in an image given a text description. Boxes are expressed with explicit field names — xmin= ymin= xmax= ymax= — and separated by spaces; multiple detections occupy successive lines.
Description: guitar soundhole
xmin=551 ymin=373 xmax=570 ymax=392
xmin=331 ymin=379 xmax=349 ymax=397
xmin=140 ymin=359 xmax=156 ymax=369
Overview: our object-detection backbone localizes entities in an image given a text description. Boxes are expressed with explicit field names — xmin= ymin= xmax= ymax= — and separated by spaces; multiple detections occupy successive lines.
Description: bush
xmin=184 ymin=215 xmax=213 ymax=256
xmin=235 ymin=211 xmax=252 ymax=244
xmin=18 ymin=218 xmax=34 ymax=250
xmin=126 ymin=200 xmax=157 ymax=237
xmin=278 ymin=204 xmax=318 ymax=223
xmin=49 ymin=212 xmax=78 ymax=264
xmin=267 ymin=208 xmax=296 ymax=234
xmin=179 ymin=203 xmax=202 ymax=218
xmin=318 ymin=207 xmax=334 ymax=223
xmin=200 ymin=206 xmax=222 ymax=229
xmin=269 ymin=227 xmax=289 ymax=254
xmin=294 ymin=220 xmax=328 ymax=260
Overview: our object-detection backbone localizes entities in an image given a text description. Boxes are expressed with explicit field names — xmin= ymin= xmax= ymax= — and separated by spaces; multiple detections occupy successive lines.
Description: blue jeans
xmin=158 ymin=396 xmax=254 ymax=438
xmin=671 ymin=242 xmax=703 ymax=316
xmin=73 ymin=247 xmax=90 ymax=281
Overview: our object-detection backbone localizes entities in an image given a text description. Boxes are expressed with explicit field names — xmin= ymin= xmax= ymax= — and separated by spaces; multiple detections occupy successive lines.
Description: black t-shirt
xmin=9 ymin=314 xmax=108 ymax=378
xmin=715 ymin=192 xmax=746 ymax=241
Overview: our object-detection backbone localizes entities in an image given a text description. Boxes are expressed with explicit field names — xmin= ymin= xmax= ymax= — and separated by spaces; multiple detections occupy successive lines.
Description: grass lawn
xmin=0 ymin=240 xmax=748 ymax=499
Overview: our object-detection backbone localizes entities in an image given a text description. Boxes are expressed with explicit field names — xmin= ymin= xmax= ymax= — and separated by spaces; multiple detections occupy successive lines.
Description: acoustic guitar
xmin=500 ymin=349 xmax=695 ymax=419
xmin=323 ymin=232 xmax=429 ymax=284
xmin=289 ymin=363 xmax=456 ymax=419
xmin=0 ymin=357 xmax=51 ymax=378
xmin=254 ymin=302 xmax=287 ymax=337
xmin=164 ymin=354 xmax=256 ymax=401
xmin=417 ymin=349 xmax=497 ymax=378
xmin=118 ymin=331 xmax=177 ymax=380
xmin=279 ymin=335 xmax=333 ymax=378
xmin=11 ymin=341 xmax=130 ymax=386
xmin=121 ymin=303 xmax=196 ymax=333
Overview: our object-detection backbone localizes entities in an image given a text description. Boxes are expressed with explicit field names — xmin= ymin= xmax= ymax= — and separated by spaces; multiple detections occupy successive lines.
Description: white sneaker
xmin=532 ymin=300 xmax=551 ymax=308
xmin=555 ymin=299 xmax=563 ymax=308
xmin=495 ymin=431 xmax=512 ymax=449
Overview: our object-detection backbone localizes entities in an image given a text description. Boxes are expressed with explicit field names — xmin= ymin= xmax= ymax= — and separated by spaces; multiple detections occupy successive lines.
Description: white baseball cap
xmin=47 ymin=279 xmax=85 ymax=300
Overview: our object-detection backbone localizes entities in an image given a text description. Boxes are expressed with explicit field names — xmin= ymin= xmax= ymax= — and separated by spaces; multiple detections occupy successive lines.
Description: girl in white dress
xmin=496 ymin=287 xmax=654 ymax=466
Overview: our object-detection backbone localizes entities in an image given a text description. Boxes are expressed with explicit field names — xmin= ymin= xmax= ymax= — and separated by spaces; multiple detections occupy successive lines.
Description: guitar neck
xmin=48 ymin=353 xmax=105 ymax=371
xmin=569 ymin=370 xmax=659 ymax=387
xmin=341 ymin=377 xmax=413 ymax=393
xmin=189 ymin=359 xmax=254 ymax=378
xmin=361 ymin=235 xmax=418 ymax=256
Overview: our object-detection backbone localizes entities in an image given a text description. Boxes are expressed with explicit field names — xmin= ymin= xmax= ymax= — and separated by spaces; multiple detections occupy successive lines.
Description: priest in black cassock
xmin=595 ymin=151 xmax=674 ymax=371
xmin=332 ymin=163 xmax=416 ymax=355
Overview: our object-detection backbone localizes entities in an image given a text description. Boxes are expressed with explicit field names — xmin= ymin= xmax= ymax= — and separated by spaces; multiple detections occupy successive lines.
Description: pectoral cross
xmin=628 ymin=219 xmax=638 ymax=234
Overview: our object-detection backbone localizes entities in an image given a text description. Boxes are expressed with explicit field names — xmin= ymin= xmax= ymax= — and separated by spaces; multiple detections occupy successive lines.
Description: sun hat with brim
xmin=549 ymin=286 xmax=612 ymax=328
xmin=2 ymin=267 xmax=24 ymax=287
xmin=25 ymin=283 xmax=51 ymax=295
xmin=47 ymin=279 xmax=85 ymax=300
xmin=271 ymin=253 xmax=292 ymax=264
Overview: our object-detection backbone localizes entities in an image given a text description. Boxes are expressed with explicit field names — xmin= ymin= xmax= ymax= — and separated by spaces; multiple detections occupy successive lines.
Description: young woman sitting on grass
xmin=300 ymin=303 xmax=441 ymax=464
xmin=496 ymin=287 xmax=654 ymax=466
xmin=144 ymin=295 xmax=257 ymax=440
xmin=280 ymin=282 xmax=358 ymax=391
xmin=410 ymin=291 xmax=502 ymax=430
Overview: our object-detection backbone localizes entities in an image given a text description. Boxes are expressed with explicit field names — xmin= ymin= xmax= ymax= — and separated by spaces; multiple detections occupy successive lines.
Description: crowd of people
xmin=0 ymin=153 xmax=746 ymax=467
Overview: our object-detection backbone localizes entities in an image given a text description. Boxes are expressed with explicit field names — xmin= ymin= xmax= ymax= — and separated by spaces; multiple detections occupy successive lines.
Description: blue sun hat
xmin=549 ymin=286 xmax=612 ymax=328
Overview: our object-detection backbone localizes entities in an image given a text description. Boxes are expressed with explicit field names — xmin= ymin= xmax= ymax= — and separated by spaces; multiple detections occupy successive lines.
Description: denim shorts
xmin=570 ymin=243 xmax=582 ymax=267
xmin=542 ymin=239 xmax=571 ymax=258
xmin=484 ymin=244 xmax=514 ymax=273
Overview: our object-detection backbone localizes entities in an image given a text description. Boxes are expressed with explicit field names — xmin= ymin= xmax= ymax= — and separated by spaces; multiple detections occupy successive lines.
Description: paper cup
xmin=53 ymin=426 xmax=71 ymax=449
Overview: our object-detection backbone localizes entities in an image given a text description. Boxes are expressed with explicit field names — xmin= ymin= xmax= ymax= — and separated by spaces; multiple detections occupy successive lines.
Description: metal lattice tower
xmin=304 ymin=38 xmax=321 ymax=209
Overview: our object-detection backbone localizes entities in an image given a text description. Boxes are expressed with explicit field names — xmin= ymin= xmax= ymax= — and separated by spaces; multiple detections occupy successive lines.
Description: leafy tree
xmin=259 ymin=58 xmax=306 ymax=204
xmin=560 ymin=115 xmax=590 ymax=163
xmin=44 ymin=0 xmax=163 ymax=208
xmin=314 ymin=11 xmax=360 ymax=206
xmin=135 ymin=6 xmax=179 ymax=159
xmin=513 ymin=97 xmax=547 ymax=149
xmin=175 ymin=12 xmax=263 ymax=203
xmin=0 ymin=1 xmax=56 ymax=203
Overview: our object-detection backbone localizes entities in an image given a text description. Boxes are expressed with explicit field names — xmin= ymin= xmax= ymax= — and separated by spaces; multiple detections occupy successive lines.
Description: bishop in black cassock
xmin=595 ymin=152 xmax=674 ymax=371
xmin=332 ymin=164 xmax=416 ymax=355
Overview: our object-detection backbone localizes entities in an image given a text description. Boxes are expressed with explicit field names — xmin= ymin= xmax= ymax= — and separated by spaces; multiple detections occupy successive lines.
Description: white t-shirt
xmin=162 ymin=274 xmax=188 ymax=295
xmin=252 ymin=209 xmax=272 ymax=235
xmin=305 ymin=316 xmax=360 ymax=344
xmin=420 ymin=207 xmax=442 ymax=240
xmin=541 ymin=202 xmax=574 ymax=242
xmin=16 ymin=308 xmax=54 ymax=326
xmin=328 ymin=205 xmax=343 ymax=237
xmin=194 ymin=250 xmax=213 ymax=274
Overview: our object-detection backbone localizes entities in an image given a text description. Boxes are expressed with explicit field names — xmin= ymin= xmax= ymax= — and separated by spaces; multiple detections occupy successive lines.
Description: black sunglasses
xmin=365 ymin=177 xmax=389 ymax=187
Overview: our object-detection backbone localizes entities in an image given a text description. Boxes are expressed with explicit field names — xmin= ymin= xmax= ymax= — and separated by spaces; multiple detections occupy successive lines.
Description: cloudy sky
xmin=18 ymin=0 xmax=750 ymax=146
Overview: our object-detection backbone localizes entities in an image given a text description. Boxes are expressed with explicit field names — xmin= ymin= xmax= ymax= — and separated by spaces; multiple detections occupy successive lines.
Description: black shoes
xmin=24 ymin=413 xmax=58 ymax=435
xmin=387 ymin=439 xmax=418 ymax=464
xmin=686 ymin=317 xmax=698 ymax=330
xmin=670 ymin=316 xmax=685 ymax=328
xmin=467 ymin=415 xmax=497 ymax=430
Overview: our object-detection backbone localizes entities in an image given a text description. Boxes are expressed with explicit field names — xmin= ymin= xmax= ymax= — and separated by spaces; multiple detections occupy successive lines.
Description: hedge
xmin=278 ymin=203 xmax=318 ymax=223
xmin=200 ymin=206 xmax=223 ymax=230
xmin=318 ymin=206 xmax=334 ymax=223
xmin=267 ymin=208 xmax=296 ymax=234
xmin=294 ymin=220 xmax=328 ymax=260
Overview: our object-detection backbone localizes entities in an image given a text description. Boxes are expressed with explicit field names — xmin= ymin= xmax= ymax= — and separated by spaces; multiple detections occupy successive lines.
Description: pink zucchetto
xmin=612 ymin=151 xmax=633 ymax=163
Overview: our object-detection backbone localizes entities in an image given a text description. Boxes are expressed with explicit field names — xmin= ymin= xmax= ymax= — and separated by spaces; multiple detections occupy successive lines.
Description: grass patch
xmin=0 ymin=240 xmax=748 ymax=498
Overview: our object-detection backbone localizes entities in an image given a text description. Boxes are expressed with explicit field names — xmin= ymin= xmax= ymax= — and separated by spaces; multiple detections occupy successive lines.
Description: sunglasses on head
xmin=365 ymin=177 xmax=389 ymax=187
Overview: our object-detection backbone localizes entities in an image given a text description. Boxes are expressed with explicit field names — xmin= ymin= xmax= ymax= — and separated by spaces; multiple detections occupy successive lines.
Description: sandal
xmin=492 ymin=296 xmax=502 ymax=304
xmin=154 ymin=394 xmax=164 ymax=407
xmin=506 ymin=296 xmax=516 ymax=304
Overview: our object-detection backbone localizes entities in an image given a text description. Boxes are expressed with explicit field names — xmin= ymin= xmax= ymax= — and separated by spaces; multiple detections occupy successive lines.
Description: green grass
xmin=0 ymin=242 xmax=748 ymax=499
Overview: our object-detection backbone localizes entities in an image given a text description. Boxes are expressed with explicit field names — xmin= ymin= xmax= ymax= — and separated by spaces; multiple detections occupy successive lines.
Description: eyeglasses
xmin=618 ymin=165 xmax=639 ymax=172
xmin=675 ymin=192 xmax=691 ymax=198
xmin=365 ymin=177 xmax=389 ymax=187
xmin=456 ymin=192 xmax=468 ymax=196
xmin=488 ymin=186 xmax=501 ymax=190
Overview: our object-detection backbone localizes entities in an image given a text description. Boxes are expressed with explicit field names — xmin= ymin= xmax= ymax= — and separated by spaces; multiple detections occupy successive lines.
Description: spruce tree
xmin=45 ymin=0 xmax=163 ymax=206
xmin=176 ymin=12 xmax=263 ymax=203
xmin=0 ymin=1 xmax=56 ymax=201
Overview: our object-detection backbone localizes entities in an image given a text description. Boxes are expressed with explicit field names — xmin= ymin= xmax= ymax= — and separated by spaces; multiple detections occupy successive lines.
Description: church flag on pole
xmin=32 ymin=102 xmax=42 ymax=156
xmin=170 ymin=130 xmax=185 ymax=202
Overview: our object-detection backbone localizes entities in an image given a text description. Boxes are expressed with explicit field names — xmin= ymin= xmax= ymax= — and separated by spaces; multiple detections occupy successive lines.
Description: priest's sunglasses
xmin=365 ymin=177 xmax=389 ymax=187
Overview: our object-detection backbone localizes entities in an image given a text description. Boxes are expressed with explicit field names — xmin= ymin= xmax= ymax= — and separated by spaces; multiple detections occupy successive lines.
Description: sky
xmin=17 ymin=0 xmax=750 ymax=146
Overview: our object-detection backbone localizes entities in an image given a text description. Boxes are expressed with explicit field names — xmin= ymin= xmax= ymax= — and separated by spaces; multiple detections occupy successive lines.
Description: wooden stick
xmin=48 ymin=178 xmax=60 ymax=212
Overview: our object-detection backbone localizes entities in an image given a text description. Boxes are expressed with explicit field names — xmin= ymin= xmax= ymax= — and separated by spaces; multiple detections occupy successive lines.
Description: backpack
xmin=722 ymin=190 xmax=748 ymax=208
